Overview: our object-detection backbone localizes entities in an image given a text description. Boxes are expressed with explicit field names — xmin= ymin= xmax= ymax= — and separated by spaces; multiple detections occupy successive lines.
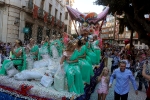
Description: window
xmin=24 ymin=22 xmax=33 ymax=44
xmin=40 ymin=0 xmax=45 ymax=9
xmin=66 ymin=0 xmax=69 ymax=5
xmin=55 ymin=9 xmax=58 ymax=19
xmin=64 ymin=25 xmax=67 ymax=32
xmin=135 ymin=40 xmax=138 ymax=44
xmin=60 ymin=13 xmax=62 ymax=21
xmin=49 ymin=4 xmax=52 ymax=15
xmin=65 ymin=12 xmax=68 ymax=20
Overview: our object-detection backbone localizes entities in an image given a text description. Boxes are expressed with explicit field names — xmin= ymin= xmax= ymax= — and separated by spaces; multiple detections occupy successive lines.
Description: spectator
xmin=142 ymin=63 xmax=150 ymax=100
xmin=97 ymin=67 xmax=110 ymax=100
xmin=111 ymin=51 xmax=120 ymax=73
xmin=109 ymin=61 xmax=138 ymax=100
xmin=137 ymin=54 xmax=148 ymax=91
xmin=5 ymin=43 xmax=11 ymax=57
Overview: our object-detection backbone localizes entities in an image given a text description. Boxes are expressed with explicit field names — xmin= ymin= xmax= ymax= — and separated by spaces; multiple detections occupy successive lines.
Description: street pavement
xmin=90 ymin=80 xmax=147 ymax=100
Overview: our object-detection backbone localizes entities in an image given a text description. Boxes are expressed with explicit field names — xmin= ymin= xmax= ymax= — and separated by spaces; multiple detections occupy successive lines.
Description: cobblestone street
xmin=90 ymin=80 xmax=147 ymax=100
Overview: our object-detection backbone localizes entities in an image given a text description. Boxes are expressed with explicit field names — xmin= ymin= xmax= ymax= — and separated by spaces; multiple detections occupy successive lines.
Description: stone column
xmin=19 ymin=11 xmax=25 ymax=42
xmin=32 ymin=20 xmax=38 ymax=43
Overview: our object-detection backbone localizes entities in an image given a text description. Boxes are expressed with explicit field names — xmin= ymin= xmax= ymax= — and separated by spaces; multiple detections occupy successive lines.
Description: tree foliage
xmin=95 ymin=0 xmax=150 ymax=45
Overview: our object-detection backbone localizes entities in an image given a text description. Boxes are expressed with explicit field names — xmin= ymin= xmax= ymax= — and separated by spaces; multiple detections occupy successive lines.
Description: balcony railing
xmin=48 ymin=13 xmax=52 ymax=22
xmin=54 ymin=18 xmax=58 ymax=25
xmin=38 ymin=8 xmax=44 ymax=18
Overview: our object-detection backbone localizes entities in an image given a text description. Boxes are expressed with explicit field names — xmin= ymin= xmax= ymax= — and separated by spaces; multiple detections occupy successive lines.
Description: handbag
xmin=54 ymin=65 xmax=65 ymax=91
xmin=40 ymin=75 xmax=53 ymax=87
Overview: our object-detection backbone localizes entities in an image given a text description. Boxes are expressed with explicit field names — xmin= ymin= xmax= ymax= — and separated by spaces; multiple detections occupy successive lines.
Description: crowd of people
xmin=97 ymin=44 xmax=150 ymax=100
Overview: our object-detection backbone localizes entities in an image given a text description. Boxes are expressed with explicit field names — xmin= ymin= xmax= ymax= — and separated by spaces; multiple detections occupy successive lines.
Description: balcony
xmin=38 ymin=8 xmax=44 ymax=18
xmin=54 ymin=18 xmax=58 ymax=25
xmin=57 ymin=20 xmax=60 ymax=27
xmin=60 ymin=21 xmax=62 ymax=27
xmin=48 ymin=13 xmax=52 ymax=22
xmin=24 ymin=1 xmax=33 ymax=13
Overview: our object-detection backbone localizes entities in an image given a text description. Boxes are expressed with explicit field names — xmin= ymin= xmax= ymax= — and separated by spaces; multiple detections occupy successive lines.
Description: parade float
xmin=0 ymin=6 xmax=109 ymax=100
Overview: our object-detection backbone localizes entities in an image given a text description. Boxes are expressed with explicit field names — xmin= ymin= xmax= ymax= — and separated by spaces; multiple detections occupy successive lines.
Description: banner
xmin=33 ymin=5 xmax=38 ymax=19
xmin=44 ymin=12 xmax=48 ymax=23
xmin=51 ymin=16 xmax=55 ymax=27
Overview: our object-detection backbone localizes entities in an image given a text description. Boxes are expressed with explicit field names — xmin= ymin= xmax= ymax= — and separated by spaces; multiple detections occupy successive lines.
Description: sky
xmin=72 ymin=0 xmax=104 ymax=14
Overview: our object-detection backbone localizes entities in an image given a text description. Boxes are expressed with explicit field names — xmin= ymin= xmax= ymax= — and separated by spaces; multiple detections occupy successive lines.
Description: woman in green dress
xmin=85 ymin=36 xmax=97 ymax=65
xmin=55 ymin=35 xmax=63 ymax=57
xmin=26 ymin=38 xmax=39 ymax=61
xmin=38 ymin=42 xmax=48 ymax=60
xmin=93 ymin=35 xmax=101 ymax=65
xmin=0 ymin=39 xmax=26 ymax=75
xmin=60 ymin=40 xmax=84 ymax=94
xmin=38 ymin=36 xmax=50 ymax=60
xmin=76 ymin=39 xmax=94 ymax=84
xmin=49 ymin=35 xmax=59 ymax=58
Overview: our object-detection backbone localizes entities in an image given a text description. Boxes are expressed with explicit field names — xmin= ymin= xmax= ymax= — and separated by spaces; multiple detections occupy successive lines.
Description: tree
xmin=95 ymin=0 xmax=150 ymax=46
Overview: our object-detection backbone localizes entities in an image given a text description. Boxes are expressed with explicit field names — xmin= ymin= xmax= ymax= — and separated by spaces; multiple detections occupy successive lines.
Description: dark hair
xmin=18 ymin=39 xmax=23 ymax=46
xmin=77 ymin=39 xmax=83 ymax=47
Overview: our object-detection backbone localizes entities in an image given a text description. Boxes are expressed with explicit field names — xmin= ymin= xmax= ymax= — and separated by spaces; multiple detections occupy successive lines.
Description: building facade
xmin=64 ymin=0 xmax=74 ymax=34
xmin=101 ymin=15 xmax=149 ymax=49
xmin=0 ymin=0 xmax=70 ymax=44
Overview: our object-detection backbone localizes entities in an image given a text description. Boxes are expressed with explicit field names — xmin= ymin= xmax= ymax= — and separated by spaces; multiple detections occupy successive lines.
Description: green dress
xmin=38 ymin=43 xmax=49 ymax=60
xmin=49 ymin=40 xmax=56 ymax=57
xmin=55 ymin=39 xmax=63 ymax=57
xmin=64 ymin=50 xmax=84 ymax=94
xmin=77 ymin=45 xmax=94 ymax=84
xmin=85 ymin=42 xmax=97 ymax=65
xmin=93 ymin=40 xmax=101 ymax=65
xmin=30 ymin=45 xmax=39 ymax=60
xmin=0 ymin=47 xmax=26 ymax=75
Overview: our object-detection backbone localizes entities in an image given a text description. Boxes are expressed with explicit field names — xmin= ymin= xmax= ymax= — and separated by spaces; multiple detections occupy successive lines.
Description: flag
xmin=44 ymin=12 xmax=48 ymax=23
xmin=57 ymin=20 xmax=60 ymax=27
xmin=33 ymin=5 xmax=38 ymax=19
xmin=62 ymin=22 xmax=64 ymax=29
xmin=51 ymin=16 xmax=55 ymax=27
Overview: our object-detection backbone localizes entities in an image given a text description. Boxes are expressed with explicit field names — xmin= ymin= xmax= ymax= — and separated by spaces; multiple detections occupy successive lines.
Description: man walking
xmin=109 ymin=61 xmax=138 ymax=100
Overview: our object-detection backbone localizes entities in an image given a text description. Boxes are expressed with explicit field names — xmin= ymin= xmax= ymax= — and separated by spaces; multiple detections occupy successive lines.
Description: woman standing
xmin=85 ymin=36 xmax=97 ymax=65
xmin=50 ymin=35 xmax=59 ymax=59
xmin=0 ymin=39 xmax=26 ymax=75
xmin=38 ymin=36 xmax=50 ymax=60
xmin=60 ymin=40 xmax=84 ymax=94
xmin=93 ymin=35 xmax=101 ymax=65
xmin=76 ymin=39 xmax=94 ymax=84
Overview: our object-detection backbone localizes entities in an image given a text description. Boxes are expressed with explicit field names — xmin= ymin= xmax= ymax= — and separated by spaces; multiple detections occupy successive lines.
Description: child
xmin=97 ymin=67 xmax=110 ymax=100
